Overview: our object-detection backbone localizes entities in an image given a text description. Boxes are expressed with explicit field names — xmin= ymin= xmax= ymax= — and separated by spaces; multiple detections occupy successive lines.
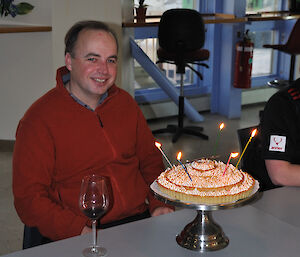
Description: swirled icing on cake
xmin=157 ymin=159 xmax=256 ymax=203
xmin=191 ymin=159 xmax=215 ymax=171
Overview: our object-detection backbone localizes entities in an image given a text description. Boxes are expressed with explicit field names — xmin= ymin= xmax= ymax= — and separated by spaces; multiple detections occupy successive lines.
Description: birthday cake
xmin=156 ymin=159 xmax=256 ymax=204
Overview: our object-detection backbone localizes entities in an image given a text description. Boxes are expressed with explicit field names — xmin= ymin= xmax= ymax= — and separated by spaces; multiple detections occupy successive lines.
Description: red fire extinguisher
xmin=233 ymin=30 xmax=254 ymax=89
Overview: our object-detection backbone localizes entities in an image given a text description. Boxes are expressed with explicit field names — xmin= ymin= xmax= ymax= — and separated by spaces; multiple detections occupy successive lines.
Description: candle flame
xmin=235 ymin=130 xmax=256 ymax=170
xmin=177 ymin=152 xmax=182 ymax=161
xmin=219 ymin=122 xmax=225 ymax=130
xmin=176 ymin=152 xmax=192 ymax=181
xmin=155 ymin=141 xmax=173 ymax=169
xmin=155 ymin=141 xmax=161 ymax=148
xmin=251 ymin=129 xmax=257 ymax=138
xmin=223 ymin=152 xmax=239 ymax=176
xmin=231 ymin=152 xmax=239 ymax=158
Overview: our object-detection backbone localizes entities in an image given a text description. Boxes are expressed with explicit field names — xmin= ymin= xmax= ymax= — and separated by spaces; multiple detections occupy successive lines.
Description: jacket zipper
xmin=96 ymin=113 xmax=104 ymax=128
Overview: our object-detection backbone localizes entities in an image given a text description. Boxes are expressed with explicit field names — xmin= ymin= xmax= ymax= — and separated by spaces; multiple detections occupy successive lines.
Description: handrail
xmin=130 ymin=38 xmax=204 ymax=122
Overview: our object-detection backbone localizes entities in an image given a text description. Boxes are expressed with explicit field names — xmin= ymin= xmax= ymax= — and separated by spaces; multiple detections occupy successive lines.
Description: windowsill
xmin=123 ymin=13 xmax=246 ymax=27
xmin=123 ymin=10 xmax=300 ymax=28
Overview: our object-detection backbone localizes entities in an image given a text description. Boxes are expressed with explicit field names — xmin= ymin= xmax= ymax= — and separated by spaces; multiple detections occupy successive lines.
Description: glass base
xmin=82 ymin=246 xmax=107 ymax=257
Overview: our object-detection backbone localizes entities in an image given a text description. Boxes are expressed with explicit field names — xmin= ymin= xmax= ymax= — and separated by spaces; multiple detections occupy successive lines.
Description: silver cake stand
xmin=150 ymin=181 xmax=260 ymax=252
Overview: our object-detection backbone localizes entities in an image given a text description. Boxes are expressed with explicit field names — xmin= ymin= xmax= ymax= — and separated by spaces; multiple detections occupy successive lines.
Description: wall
xmin=0 ymin=0 xmax=53 ymax=140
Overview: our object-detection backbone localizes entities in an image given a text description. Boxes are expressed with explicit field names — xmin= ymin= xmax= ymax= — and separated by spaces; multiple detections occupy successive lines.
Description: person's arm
xmin=13 ymin=119 xmax=87 ymax=241
xmin=135 ymin=108 xmax=174 ymax=214
xmin=265 ymin=159 xmax=300 ymax=186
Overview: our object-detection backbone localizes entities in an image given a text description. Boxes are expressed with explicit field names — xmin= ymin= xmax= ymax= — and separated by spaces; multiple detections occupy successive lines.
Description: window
xmin=248 ymin=30 xmax=276 ymax=76
xmin=246 ymin=0 xmax=279 ymax=14
xmin=246 ymin=0 xmax=281 ymax=82
xmin=133 ymin=0 xmax=290 ymax=105
xmin=134 ymin=0 xmax=194 ymax=15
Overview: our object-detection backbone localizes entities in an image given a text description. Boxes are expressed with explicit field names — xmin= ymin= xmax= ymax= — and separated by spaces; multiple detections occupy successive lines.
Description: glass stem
xmin=92 ymin=219 xmax=97 ymax=250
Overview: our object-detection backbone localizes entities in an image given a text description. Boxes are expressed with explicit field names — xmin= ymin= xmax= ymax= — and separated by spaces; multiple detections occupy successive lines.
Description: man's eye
xmin=87 ymin=57 xmax=96 ymax=62
xmin=107 ymin=59 xmax=117 ymax=64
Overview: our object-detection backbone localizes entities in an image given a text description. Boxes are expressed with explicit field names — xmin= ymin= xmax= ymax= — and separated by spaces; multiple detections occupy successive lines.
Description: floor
xmin=0 ymin=103 xmax=264 ymax=255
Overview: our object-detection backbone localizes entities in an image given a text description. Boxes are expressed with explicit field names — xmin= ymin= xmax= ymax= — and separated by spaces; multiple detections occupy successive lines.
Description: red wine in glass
xmin=79 ymin=174 xmax=110 ymax=257
xmin=82 ymin=207 xmax=107 ymax=220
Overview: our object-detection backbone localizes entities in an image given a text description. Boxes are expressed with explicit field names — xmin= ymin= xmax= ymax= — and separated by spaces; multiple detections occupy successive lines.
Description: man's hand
xmin=81 ymin=226 xmax=92 ymax=235
xmin=151 ymin=207 xmax=174 ymax=217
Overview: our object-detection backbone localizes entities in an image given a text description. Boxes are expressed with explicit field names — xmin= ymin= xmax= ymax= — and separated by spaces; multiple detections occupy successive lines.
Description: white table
xmin=3 ymin=187 xmax=300 ymax=257
xmin=251 ymin=186 xmax=300 ymax=228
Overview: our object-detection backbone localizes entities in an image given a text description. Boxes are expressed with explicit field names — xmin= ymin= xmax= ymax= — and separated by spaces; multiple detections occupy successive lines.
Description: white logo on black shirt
xmin=269 ymin=135 xmax=286 ymax=152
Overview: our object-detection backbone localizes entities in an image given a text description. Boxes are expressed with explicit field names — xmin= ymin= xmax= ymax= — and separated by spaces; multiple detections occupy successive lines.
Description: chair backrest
xmin=158 ymin=9 xmax=205 ymax=53
xmin=286 ymin=19 xmax=300 ymax=53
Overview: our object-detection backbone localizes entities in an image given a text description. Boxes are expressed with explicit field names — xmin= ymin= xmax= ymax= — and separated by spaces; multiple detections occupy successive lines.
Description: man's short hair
xmin=64 ymin=20 xmax=118 ymax=57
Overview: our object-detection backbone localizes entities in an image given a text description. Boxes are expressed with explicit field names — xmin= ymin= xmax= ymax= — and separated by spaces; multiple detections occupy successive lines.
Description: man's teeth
xmin=94 ymin=78 xmax=105 ymax=82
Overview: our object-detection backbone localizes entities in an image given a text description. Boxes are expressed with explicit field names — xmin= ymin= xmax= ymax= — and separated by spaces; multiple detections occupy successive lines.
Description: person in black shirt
xmin=261 ymin=78 xmax=300 ymax=186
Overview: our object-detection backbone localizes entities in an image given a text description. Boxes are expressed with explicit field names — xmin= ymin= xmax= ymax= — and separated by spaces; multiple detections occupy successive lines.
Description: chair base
xmin=152 ymin=124 xmax=208 ymax=143
xmin=267 ymin=79 xmax=291 ymax=89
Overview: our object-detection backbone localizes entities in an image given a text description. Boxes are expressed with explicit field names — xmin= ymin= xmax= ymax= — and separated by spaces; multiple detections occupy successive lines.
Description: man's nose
xmin=97 ymin=60 xmax=108 ymax=74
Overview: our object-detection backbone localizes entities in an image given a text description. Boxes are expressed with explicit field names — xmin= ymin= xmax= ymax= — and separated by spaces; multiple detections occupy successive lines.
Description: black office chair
xmin=23 ymin=225 xmax=52 ymax=249
xmin=237 ymin=126 xmax=278 ymax=191
xmin=263 ymin=19 xmax=300 ymax=89
xmin=152 ymin=9 xmax=209 ymax=143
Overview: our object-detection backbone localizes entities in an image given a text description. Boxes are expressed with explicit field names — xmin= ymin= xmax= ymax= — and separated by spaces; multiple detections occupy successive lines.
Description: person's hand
xmin=81 ymin=225 xmax=92 ymax=235
xmin=151 ymin=207 xmax=174 ymax=217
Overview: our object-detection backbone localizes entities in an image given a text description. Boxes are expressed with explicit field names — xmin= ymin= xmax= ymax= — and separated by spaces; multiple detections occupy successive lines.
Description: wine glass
xmin=79 ymin=174 xmax=110 ymax=257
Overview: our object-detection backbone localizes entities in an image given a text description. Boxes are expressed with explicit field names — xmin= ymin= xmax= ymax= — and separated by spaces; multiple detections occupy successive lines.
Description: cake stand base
xmin=176 ymin=210 xmax=229 ymax=252
xmin=150 ymin=180 xmax=260 ymax=252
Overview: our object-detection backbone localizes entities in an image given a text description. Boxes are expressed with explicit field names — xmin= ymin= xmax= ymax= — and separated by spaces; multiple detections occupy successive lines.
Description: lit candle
xmin=213 ymin=122 xmax=225 ymax=155
xmin=235 ymin=129 xmax=257 ymax=170
xmin=155 ymin=141 xmax=173 ymax=169
xmin=176 ymin=152 xmax=192 ymax=181
xmin=223 ymin=152 xmax=239 ymax=176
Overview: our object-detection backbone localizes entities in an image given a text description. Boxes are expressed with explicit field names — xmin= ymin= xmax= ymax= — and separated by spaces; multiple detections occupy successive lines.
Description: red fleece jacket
xmin=13 ymin=66 xmax=168 ymax=241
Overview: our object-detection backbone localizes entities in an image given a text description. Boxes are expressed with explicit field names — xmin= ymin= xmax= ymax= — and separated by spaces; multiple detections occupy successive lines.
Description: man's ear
xmin=65 ymin=53 xmax=72 ymax=71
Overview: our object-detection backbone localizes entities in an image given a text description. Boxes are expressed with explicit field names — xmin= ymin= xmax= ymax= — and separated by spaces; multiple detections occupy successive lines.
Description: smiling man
xmin=13 ymin=20 xmax=173 ymax=247
xmin=64 ymin=28 xmax=118 ymax=110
